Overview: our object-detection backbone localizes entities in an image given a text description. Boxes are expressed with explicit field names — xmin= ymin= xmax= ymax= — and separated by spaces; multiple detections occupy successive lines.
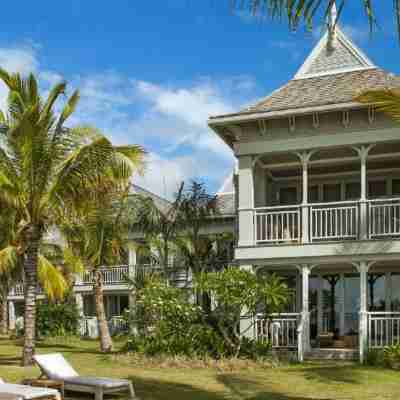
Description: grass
xmin=0 ymin=338 xmax=399 ymax=399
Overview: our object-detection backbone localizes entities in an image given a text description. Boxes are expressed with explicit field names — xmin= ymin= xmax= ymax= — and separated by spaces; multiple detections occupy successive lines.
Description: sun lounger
xmin=33 ymin=353 xmax=136 ymax=400
xmin=0 ymin=379 xmax=60 ymax=400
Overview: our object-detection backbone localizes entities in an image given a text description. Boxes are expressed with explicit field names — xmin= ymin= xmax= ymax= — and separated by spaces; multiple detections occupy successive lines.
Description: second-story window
xmin=368 ymin=180 xmax=387 ymax=199
xmin=279 ymin=187 xmax=297 ymax=205
xmin=345 ymin=182 xmax=361 ymax=200
xmin=323 ymin=183 xmax=341 ymax=203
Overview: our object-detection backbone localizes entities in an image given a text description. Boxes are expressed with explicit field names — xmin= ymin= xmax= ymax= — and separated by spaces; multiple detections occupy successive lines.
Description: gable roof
xmin=208 ymin=27 xmax=400 ymax=124
xmin=294 ymin=28 xmax=374 ymax=79
xmin=131 ymin=184 xmax=171 ymax=213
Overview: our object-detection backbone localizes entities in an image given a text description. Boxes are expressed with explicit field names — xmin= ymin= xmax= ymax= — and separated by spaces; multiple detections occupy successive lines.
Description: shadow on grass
xmin=218 ymin=373 xmax=337 ymax=400
xmin=122 ymin=374 xmax=337 ymax=400
xmin=298 ymin=362 xmax=361 ymax=385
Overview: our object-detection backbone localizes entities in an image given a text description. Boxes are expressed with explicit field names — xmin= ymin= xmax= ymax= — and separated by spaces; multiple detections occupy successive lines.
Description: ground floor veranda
xmin=249 ymin=260 xmax=400 ymax=362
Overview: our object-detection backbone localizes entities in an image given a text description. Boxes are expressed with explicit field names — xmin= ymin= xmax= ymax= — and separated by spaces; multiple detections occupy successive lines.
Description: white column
xmin=299 ymin=265 xmax=311 ymax=352
xmin=128 ymin=245 xmax=137 ymax=334
xmin=238 ymin=156 xmax=255 ymax=246
xmin=8 ymin=301 xmax=15 ymax=331
xmin=354 ymin=145 xmax=373 ymax=240
xmin=240 ymin=265 xmax=255 ymax=339
xmin=357 ymin=261 xmax=369 ymax=363
xmin=339 ymin=273 xmax=345 ymax=336
xmin=385 ymin=272 xmax=392 ymax=312
xmin=317 ymin=275 xmax=324 ymax=335
xmin=296 ymin=151 xmax=314 ymax=244
xmin=75 ymin=293 xmax=84 ymax=335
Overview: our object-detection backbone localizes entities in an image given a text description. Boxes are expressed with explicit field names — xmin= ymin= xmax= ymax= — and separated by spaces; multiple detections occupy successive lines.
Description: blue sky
xmin=0 ymin=1 xmax=399 ymax=198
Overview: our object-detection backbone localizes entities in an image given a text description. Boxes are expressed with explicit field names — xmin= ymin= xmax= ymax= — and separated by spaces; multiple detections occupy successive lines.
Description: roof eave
xmin=208 ymin=101 xmax=366 ymax=127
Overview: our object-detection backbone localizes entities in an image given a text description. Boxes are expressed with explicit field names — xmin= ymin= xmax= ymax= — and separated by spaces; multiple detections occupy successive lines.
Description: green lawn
xmin=0 ymin=338 xmax=399 ymax=400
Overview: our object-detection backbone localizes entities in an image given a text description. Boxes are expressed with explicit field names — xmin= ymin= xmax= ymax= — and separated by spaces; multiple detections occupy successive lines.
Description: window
xmin=83 ymin=295 xmax=95 ymax=317
xmin=323 ymin=184 xmax=341 ymax=202
xmin=279 ymin=187 xmax=297 ymax=205
xmin=308 ymin=186 xmax=319 ymax=203
xmin=345 ymin=182 xmax=360 ymax=200
xmin=368 ymin=180 xmax=387 ymax=198
xmin=392 ymin=179 xmax=400 ymax=196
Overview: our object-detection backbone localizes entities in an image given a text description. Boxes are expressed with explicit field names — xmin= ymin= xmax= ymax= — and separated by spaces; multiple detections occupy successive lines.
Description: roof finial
xmin=327 ymin=1 xmax=337 ymax=50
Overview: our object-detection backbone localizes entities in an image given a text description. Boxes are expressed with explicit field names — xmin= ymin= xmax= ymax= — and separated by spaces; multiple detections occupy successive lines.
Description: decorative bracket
xmin=258 ymin=119 xmax=268 ymax=136
xmin=227 ymin=124 xmax=242 ymax=141
xmin=312 ymin=113 xmax=320 ymax=129
xmin=289 ymin=116 xmax=296 ymax=133
xmin=342 ymin=110 xmax=350 ymax=128
xmin=368 ymin=106 xmax=375 ymax=124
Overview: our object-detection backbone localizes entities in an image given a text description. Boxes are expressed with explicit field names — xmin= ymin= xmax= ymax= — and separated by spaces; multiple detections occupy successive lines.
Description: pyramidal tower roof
xmin=209 ymin=7 xmax=400 ymax=123
xmin=294 ymin=27 xmax=375 ymax=79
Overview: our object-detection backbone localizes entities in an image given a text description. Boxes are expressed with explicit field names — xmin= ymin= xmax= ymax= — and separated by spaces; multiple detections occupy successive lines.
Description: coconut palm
xmin=133 ymin=183 xmax=184 ymax=271
xmin=0 ymin=68 xmax=145 ymax=365
xmin=230 ymin=1 xmax=400 ymax=37
xmin=62 ymin=189 xmax=139 ymax=352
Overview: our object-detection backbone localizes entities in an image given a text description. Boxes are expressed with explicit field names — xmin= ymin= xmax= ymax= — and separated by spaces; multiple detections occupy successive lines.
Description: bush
xmin=36 ymin=295 xmax=80 ymax=337
xmin=383 ymin=344 xmax=400 ymax=369
xmin=239 ymin=337 xmax=271 ymax=359
xmin=366 ymin=349 xmax=384 ymax=366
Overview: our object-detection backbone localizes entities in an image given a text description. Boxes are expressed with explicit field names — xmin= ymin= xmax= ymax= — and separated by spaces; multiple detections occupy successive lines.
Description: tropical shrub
xmin=383 ymin=344 xmax=400 ymax=369
xmin=36 ymin=295 xmax=80 ymax=337
xmin=365 ymin=349 xmax=384 ymax=366
xmin=196 ymin=267 xmax=291 ymax=356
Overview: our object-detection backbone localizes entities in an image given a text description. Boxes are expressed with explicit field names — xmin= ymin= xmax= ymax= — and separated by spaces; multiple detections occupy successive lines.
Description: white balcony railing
xmin=80 ymin=265 xmax=130 ymax=285
xmin=310 ymin=201 xmax=359 ymax=241
xmin=255 ymin=206 xmax=300 ymax=244
xmin=369 ymin=198 xmax=400 ymax=238
xmin=255 ymin=313 xmax=299 ymax=348
xmin=252 ymin=198 xmax=400 ymax=245
xmin=368 ymin=312 xmax=400 ymax=348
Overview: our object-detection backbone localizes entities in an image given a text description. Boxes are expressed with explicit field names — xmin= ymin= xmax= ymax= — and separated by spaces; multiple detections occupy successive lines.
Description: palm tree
xmin=0 ymin=68 xmax=144 ymax=365
xmin=62 ymin=184 xmax=143 ymax=352
xmin=229 ymin=1 xmax=400 ymax=38
xmin=134 ymin=183 xmax=184 ymax=271
xmin=177 ymin=181 xmax=218 ymax=275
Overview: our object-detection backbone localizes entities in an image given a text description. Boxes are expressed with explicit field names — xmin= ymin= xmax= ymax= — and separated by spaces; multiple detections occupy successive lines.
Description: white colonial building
xmin=208 ymin=19 xmax=400 ymax=362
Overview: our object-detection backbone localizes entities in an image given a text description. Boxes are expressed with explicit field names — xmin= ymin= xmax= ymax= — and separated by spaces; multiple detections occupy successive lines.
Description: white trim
xmin=294 ymin=28 xmax=375 ymax=80
xmin=208 ymin=102 xmax=365 ymax=126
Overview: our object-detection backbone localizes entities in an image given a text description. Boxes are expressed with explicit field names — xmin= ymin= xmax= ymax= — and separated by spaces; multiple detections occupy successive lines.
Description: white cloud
xmin=0 ymin=45 xmax=39 ymax=111
xmin=0 ymin=45 xmax=253 ymax=198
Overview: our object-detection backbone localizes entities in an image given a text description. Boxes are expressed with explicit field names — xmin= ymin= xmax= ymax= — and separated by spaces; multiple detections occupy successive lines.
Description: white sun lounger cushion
xmin=0 ymin=383 xmax=60 ymax=400
xmin=33 ymin=354 xmax=78 ymax=380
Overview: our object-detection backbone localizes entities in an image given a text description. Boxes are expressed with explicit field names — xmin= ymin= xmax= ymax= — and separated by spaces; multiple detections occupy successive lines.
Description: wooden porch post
xmin=385 ymin=272 xmax=392 ymax=312
xmin=317 ymin=275 xmax=324 ymax=335
xmin=128 ymin=244 xmax=137 ymax=334
xmin=355 ymin=261 xmax=371 ymax=364
xmin=339 ymin=273 xmax=345 ymax=336
xmin=238 ymin=156 xmax=255 ymax=246
xmin=354 ymin=145 xmax=373 ymax=240
xmin=8 ymin=300 xmax=15 ymax=331
xmin=298 ymin=265 xmax=312 ymax=354
xmin=296 ymin=151 xmax=314 ymax=244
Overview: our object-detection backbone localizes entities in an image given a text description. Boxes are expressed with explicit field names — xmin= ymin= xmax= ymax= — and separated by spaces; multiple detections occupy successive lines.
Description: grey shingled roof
xmin=245 ymin=68 xmax=400 ymax=115
xmin=131 ymin=184 xmax=171 ymax=213
xmin=216 ymin=193 xmax=235 ymax=216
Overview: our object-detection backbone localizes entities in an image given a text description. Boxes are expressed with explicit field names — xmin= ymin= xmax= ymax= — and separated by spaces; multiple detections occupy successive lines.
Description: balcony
xmin=254 ymin=198 xmax=400 ymax=245
xmin=75 ymin=264 xmax=192 ymax=287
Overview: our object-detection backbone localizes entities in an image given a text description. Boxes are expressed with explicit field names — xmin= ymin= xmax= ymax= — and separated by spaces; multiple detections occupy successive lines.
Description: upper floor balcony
xmin=236 ymin=142 xmax=400 ymax=257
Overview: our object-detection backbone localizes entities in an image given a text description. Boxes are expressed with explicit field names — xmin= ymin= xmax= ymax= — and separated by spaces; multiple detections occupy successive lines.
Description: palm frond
xmin=0 ymin=245 xmax=18 ymax=275
xmin=37 ymin=254 xmax=67 ymax=301
xmin=355 ymin=89 xmax=400 ymax=122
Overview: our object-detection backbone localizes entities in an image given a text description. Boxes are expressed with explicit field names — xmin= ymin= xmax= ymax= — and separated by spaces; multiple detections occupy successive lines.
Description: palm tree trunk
xmin=0 ymin=297 xmax=8 ymax=335
xmin=22 ymin=226 xmax=41 ymax=366
xmin=93 ymin=270 xmax=113 ymax=352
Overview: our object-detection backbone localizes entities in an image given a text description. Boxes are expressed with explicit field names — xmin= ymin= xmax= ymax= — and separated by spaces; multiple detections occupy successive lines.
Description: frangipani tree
xmin=0 ymin=68 xmax=144 ymax=365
